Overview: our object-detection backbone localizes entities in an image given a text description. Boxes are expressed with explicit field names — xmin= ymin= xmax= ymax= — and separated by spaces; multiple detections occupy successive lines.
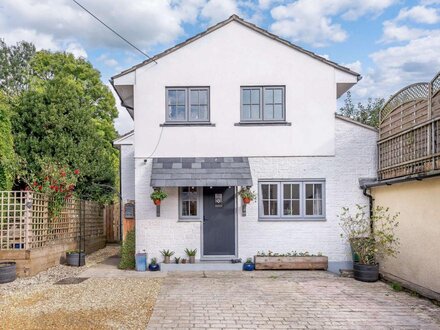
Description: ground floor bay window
xmin=258 ymin=180 xmax=325 ymax=220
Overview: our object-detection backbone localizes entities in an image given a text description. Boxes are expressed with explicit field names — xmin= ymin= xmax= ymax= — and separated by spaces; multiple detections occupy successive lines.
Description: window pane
xmin=251 ymin=89 xmax=260 ymax=104
xmin=292 ymin=200 xmax=300 ymax=215
xmin=313 ymin=200 xmax=323 ymax=215
xmin=190 ymin=90 xmax=199 ymax=105
xmin=177 ymin=90 xmax=185 ymax=105
xmin=314 ymin=184 xmax=322 ymax=199
xmin=274 ymin=105 xmax=283 ymax=120
xmin=269 ymin=201 xmax=277 ymax=215
xmin=261 ymin=184 xmax=269 ymax=199
xmin=189 ymin=201 xmax=197 ymax=216
xmin=168 ymin=90 xmax=176 ymax=105
xmin=182 ymin=201 xmax=189 ymax=216
xmin=264 ymin=104 xmax=274 ymax=120
xmin=242 ymin=105 xmax=251 ymax=119
xmin=291 ymin=184 xmax=299 ymax=199
xmin=306 ymin=200 xmax=313 ymax=215
xmin=274 ymin=89 xmax=282 ymax=103
xmin=306 ymin=184 xmax=313 ymax=199
xmin=283 ymin=184 xmax=291 ymax=199
xmin=269 ymin=184 xmax=277 ymax=199
xmin=264 ymin=88 xmax=273 ymax=104
xmin=199 ymin=90 xmax=208 ymax=105
xmin=181 ymin=187 xmax=198 ymax=217
xmin=176 ymin=106 xmax=186 ymax=120
xmin=199 ymin=105 xmax=208 ymax=120
xmin=283 ymin=200 xmax=292 ymax=215
xmin=243 ymin=89 xmax=251 ymax=104
xmin=251 ymin=105 xmax=260 ymax=119
xmin=190 ymin=105 xmax=199 ymax=120
xmin=263 ymin=201 xmax=269 ymax=216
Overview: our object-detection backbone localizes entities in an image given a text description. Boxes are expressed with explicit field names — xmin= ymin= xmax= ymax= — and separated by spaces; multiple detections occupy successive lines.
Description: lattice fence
xmin=378 ymin=71 xmax=440 ymax=180
xmin=0 ymin=191 xmax=104 ymax=250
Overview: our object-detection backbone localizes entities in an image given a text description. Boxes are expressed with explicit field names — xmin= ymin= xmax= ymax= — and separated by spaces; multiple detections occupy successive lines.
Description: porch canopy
xmin=150 ymin=157 xmax=253 ymax=187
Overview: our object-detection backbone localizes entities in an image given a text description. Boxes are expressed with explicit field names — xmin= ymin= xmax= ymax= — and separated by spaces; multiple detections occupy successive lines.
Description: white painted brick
xmin=133 ymin=118 xmax=377 ymax=263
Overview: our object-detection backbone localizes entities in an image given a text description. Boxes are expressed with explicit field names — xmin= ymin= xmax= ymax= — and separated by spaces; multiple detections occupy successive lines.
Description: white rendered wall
xmin=129 ymin=21 xmax=358 ymax=158
xmin=120 ymin=144 xmax=135 ymax=203
xmin=135 ymin=118 xmax=377 ymax=262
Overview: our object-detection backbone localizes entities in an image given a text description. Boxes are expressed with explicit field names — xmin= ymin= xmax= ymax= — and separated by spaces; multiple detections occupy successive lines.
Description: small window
xmin=166 ymin=87 xmax=210 ymax=123
xmin=259 ymin=181 xmax=325 ymax=220
xmin=241 ymin=86 xmax=285 ymax=122
xmin=179 ymin=187 xmax=202 ymax=220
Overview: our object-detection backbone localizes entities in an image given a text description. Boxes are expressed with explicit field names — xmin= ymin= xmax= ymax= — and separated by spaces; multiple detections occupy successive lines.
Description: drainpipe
xmin=362 ymin=186 xmax=374 ymax=232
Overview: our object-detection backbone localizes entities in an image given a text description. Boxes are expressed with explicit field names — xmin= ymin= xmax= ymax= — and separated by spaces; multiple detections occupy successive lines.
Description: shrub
xmin=119 ymin=229 xmax=135 ymax=269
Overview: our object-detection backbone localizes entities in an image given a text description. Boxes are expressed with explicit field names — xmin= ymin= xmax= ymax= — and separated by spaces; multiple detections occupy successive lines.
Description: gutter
xmin=361 ymin=170 xmax=440 ymax=189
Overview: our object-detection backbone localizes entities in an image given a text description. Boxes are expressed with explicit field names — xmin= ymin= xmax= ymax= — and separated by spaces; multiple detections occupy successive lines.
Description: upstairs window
xmin=166 ymin=87 xmax=210 ymax=123
xmin=241 ymin=86 xmax=285 ymax=122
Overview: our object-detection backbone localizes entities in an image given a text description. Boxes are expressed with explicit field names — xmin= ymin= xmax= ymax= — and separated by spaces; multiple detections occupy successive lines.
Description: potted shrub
xmin=339 ymin=205 xmax=400 ymax=282
xmin=243 ymin=258 xmax=255 ymax=271
xmin=238 ymin=187 xmax=256 ymax=204
xmin=181 ymin=258 xmax=187 ymax=264
xmin=148 ymin=258 xmax=160 ymax=271
xmin=184 ymin=248 xmax=197 ymax=263
xmin=160 ymin=249 xmax=175 ymax=264
xmin=66 ymin=250 xmax=85 ymax=266
xmin=150 ymin=188 xmax=167 ymax=206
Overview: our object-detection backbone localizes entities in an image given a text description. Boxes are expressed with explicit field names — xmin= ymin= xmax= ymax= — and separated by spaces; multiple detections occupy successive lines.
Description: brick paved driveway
xmin=147 ymin=271 xmax=440 ymax=329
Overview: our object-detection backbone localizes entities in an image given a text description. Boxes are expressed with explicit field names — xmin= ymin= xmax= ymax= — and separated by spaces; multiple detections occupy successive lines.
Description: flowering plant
xmin=31 ymin=163 xmax=80 ymax=216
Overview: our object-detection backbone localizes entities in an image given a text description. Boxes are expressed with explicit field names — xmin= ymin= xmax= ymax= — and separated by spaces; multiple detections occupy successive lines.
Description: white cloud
xmin=200 ymin=0 xmax=240 ymax=24
xmin=97 ymin=54 xmax=119 ymax=67
xmin=350 ymin=34 xmax=440 ymax=100
xmin=1 ymin=28 xmax=59 ymax=50
xmin=396 ymin=5 xmax=440 ymax=24
xmin=342 ymin=60 xmax=362 ymax=74
xmin=270 ymin=0 xmax=398 ymax=47
xmin=65 ymin=42 xmax=87 ymax=58
xmin=381 ymin=21 xmax=434 ymax=42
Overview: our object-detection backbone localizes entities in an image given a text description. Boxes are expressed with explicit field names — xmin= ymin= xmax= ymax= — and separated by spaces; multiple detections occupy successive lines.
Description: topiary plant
xmin=118 ymin=229 xmax=135 ymax=269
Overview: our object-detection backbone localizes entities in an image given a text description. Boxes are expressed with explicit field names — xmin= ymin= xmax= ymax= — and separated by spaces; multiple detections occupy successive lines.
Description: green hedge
xmin=119 ymin=229 xmax=135 ymax=269
xmin=0 ymin=94 xmax=15 ymax=191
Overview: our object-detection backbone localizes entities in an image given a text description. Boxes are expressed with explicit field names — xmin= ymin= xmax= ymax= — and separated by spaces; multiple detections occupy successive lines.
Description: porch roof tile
xmin=150 ymin=157 xmax=253 ymax=187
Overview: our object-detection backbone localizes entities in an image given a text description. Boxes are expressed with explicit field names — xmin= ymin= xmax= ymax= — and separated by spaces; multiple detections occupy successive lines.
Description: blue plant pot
xmin=243 ymin=263 xmax=255 ymax=271
xmin=135 ymin=253 xmax=147 ymax=272
xmin=149 ymin=263 xmax=160 ymax=271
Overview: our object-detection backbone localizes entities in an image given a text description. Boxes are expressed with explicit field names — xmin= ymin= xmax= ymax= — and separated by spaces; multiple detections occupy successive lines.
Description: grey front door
xmin=203 ymin=187 xmax=236 ymax=256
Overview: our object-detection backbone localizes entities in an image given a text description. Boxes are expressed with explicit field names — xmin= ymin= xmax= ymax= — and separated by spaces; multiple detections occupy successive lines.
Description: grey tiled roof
xmin=150 ymin=157 xmax=253 ymax=187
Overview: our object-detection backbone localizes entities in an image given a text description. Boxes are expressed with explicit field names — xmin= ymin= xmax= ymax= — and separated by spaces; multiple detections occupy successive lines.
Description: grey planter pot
xmin=0 ymin=262 xmax=16 ymax=284
xmin=66 ymin=252 xmax=85 ymax=267
xmin=353 ymin=263 xmax=379 ymax=282
xmin=189 ymin=256 xmax=196 ymax=264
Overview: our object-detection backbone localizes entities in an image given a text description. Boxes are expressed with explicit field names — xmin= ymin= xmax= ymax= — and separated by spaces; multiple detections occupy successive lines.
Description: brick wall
xmin=134 ymin=118 xmax=377 ymax=267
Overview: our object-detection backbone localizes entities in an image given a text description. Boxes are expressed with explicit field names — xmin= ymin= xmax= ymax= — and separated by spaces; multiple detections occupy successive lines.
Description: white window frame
xmin=258 ymin=180 xmax=325 ymax=221
xmin=178 ymin=187 xmax=203 ymax=221
xmin=240 ymin=86 xmax=285 ymax=122
xmin=166 ymin=87 xmax=210 ymax=123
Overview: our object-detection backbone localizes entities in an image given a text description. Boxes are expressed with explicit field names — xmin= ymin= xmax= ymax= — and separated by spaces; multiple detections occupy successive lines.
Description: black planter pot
xmin=0 ymin=262 xmax=17 ymax=284
xmin=66 ymin=252 xmax=85 ymax=267
xmin=353 ymin=263 xmax=379 ymax=282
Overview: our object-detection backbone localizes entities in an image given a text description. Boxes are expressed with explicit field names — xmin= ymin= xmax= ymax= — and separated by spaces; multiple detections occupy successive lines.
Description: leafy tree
xmin=12 ymin=51 xmax=118 ymax=202
xmin=0 ymin=40 xmax=35 ymax=98
xmin=0 ymin=92 xmax=16 ymax=190
xmin=339 ymin=91 xmax=385 ymax=128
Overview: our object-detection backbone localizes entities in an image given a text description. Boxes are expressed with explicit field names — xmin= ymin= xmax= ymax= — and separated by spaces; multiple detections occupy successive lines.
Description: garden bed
xmin=254 ymin=256 xmax=328 ymax=270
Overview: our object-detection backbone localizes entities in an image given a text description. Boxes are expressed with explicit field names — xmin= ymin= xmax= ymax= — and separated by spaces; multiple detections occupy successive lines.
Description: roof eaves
xmin=112 ymin=15 xmax=360 ymax=80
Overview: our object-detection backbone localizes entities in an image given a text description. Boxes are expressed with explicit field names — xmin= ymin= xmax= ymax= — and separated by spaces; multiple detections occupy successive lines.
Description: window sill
xmin=160 ymin=122 xmax=215 ymax=127
xmin=234 ymin=122 xmax=292 ymax=126
xmin=178 ymin=218 xmax=202 ymax=222
xmin=258 ymin=218 xmax=326 ymax=222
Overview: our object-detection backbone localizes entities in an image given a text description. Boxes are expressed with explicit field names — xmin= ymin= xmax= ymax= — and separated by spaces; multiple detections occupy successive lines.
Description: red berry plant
xmin=31 ymin=163 xmax=80 ymax=217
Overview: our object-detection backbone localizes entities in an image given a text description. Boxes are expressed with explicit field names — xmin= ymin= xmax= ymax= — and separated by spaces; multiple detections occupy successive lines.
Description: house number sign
xmin=214 ymin=193 xmax=223 ymax=208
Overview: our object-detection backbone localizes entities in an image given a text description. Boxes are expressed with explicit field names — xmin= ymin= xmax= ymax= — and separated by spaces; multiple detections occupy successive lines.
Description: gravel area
xmin=0 ymin=245 xmax=163 ymax=329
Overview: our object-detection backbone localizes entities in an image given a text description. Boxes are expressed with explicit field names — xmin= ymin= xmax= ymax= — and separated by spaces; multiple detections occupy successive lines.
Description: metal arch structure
xmin=380 ymin=82 xmax=429 ymax=124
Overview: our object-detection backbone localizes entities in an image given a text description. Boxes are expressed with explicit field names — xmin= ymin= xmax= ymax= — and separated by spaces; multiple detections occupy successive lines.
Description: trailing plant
xmin=339 ymin=204 xmax=400 ymax=265
xmin=29 ymin=161 xmax=80 ymax=217
xmin=256 ymin=251 xmax=324 ymax=257
xmin=118 ymin=229 xmax=135 ymax=270
xmin=160 ymin=249 xmax=175 ymax=257
xmin=150 ymin=188 xmax=167 ymax=201
xmin=238 ymin=187 xmax=257 ymax=201
xmin=184 ymin=248 xmax=197 ymax=257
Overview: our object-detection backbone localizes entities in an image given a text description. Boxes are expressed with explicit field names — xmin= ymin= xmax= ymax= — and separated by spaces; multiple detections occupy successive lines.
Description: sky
xmin=1 ymin=0 xmax=439 ymax=134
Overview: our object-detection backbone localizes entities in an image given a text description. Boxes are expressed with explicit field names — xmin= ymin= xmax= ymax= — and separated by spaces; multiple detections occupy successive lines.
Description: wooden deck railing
xmin=0 ymin=191 xmax=104 ymax=250
xmin=378 ymin=72 xmax=440 ymax=180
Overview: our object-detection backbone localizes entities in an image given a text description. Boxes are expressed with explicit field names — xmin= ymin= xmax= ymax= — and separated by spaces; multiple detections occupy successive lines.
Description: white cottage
xmin=112 ymin=15 xmax=377 ymax=272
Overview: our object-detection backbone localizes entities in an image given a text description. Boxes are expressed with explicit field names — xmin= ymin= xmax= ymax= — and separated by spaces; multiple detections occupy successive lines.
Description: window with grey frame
xmin=179 ymin=187 xmax=202 ymax=220
xmin=166 ymin=87 xmax=209 ymax=122
xmin=241 ymin=86 xmax=285 ymax=122
xmin=259 ymin=181 xmax=325 ymax=220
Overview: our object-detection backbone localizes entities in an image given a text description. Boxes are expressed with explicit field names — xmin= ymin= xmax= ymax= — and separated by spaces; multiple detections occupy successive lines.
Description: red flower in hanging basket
xmin=242 ymin=197 xmax=251 ymax=204
xmin=153 ymin=199 xmax=161 ymax=206
xmin=74 ymin=169 xmax=80 ymax=175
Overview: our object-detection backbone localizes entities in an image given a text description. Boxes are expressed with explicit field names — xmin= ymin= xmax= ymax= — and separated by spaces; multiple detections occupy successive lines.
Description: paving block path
xmin=147 ymin=271 xmax=440 ymax=329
